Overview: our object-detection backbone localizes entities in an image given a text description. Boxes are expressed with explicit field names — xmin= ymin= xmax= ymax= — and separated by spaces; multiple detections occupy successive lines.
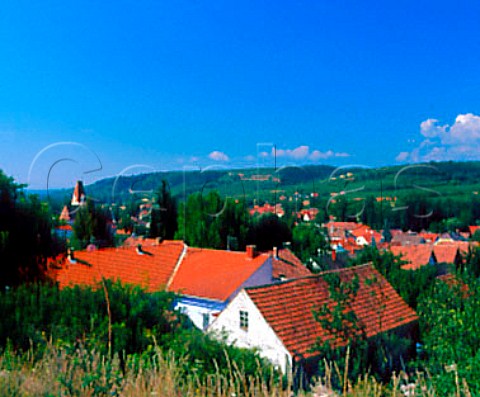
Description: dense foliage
xmin=417 ymin=271 xmax=480 ymax=394
xmin=0 ymin=282 xmax=273 ymax=381
xmin=72 ymin=198 xmax=114 ymax=249
xmin=149 ymin=180 xmax=178 ymax=240
xmin=0 ymin=170 xmax=59 ymax=287
xmin=175 ymin=191 xmax=249 ymax=250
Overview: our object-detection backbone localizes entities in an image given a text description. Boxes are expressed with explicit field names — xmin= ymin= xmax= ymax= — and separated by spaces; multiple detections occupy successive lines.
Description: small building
xmin=59 ymin=205 xmax=71 ymax=222
xmin=209 ymin=264 xmax=418 ymax=373
xmin=71 ymin=180 xmax=86 ymax=206
xmin=50 ymin=241 xmax=272 ymax=331
xmin=169 ymin=245 xmax=272 ymax=330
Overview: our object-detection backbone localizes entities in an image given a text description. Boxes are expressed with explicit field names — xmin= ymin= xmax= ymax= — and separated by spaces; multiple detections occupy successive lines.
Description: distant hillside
xmin=43 ymin=161 xmax=480 ymax=212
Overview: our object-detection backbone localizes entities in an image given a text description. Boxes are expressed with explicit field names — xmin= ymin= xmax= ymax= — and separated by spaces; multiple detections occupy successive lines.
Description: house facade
xmin=170 ymin=246 xmax=272 ymax=329
xmin=208 ymin=289 xmax=292 ymax=370
xmin=209 ymin=264 xmax=418 ymax=373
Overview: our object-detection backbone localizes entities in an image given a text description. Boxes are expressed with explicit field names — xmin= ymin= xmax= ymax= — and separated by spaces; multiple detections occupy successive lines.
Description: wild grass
xmin=0 ymin=343 xmax=474 ymax=397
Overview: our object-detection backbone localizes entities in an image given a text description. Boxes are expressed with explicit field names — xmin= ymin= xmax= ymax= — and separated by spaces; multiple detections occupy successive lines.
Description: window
xmin=202 ymin=313 xmax=210 ymax=330
xmin=239 ymin=310 xmax=249 ymax=331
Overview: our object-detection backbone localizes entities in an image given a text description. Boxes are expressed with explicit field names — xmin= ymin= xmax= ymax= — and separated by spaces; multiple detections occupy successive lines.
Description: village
xmin=45 ymin=179 xmax=480 ymax=379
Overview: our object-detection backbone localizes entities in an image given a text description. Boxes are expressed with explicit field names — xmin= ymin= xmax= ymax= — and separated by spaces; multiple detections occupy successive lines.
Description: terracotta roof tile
xmin=390 ymin=245 xmax=435 ymax=270
xmin=53 ymin=241 xmax=185 ymax=291
xmin=269 ymin=248 xmax=311 ymax=279
xmin=433 ymin=245 xmax=460 ymax=264
xmin=434 ymin=240 xmax=478 ymax=254
xmin=168 ymin=248 xmax=269 ymax=301
xmin=246 ymin=264 xmax=417 ymax=359
xmin=469 ymin=226 xmax=480 ymax=236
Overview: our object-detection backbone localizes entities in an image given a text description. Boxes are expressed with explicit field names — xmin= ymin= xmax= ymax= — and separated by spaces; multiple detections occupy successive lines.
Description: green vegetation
xmin=0 ymin=282 xmax=274 ymax=385
xmin=0 ymin=170 xmax=60 ymax=287
xmin=417 ymin=270 xmax=480 ymax=395
xmin=175 ymin=191 xmax=249 ymax=249
xmin=45 ymin=161 xmax=480 ymax=230
xmin=4 ymin=165 xmax=480 ymax=395
xmin=72 ymin=198 xmax=114 ymax=249
xmin=149 ymin=180 xmax=178 ymax=240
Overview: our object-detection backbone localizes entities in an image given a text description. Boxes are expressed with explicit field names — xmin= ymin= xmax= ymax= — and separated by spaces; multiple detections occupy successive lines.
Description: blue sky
xmin=1 ymin=1 xmax=480 ymax=188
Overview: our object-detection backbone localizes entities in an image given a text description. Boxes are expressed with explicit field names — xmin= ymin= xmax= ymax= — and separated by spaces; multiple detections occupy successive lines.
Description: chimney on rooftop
xmin=273 ymin=246 xmax=279 ymax=259
xmin=67 ymin=247 xmax=77 ymax=264
xmin=332 ymin=249 xmax=337 ymax=262
xmin=136 ymin=244 xmax=144 ymax=255
xmin=246 ymin=245 xmax=256 ymax=259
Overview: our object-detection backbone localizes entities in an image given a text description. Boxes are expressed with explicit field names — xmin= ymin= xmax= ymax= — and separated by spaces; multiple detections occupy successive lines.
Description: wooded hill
xmin=44 ymin=161 xmax=480 ymax=212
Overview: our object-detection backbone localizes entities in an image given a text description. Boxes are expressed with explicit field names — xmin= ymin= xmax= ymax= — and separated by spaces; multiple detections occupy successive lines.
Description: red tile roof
xmin=269 ymin=248 xmax=311 ymax=280
xmin=433 ymin=245 xmax=460 ymax=264
xmin=390 ymin=245 xmax=435 ymax=270
xmin=469 ymin=226 xmax=480 ymax=236
xmin=325 ymin=222 xmax=359 ymax=232
xmin=123 ymin=236 xmax=162 ymax=247
xmin=72 ymin=180 xmax=86 ymax=205
xmin=53 ymin=241 xmax=185 ymax=291
xmin=434 ymin=240 xmax=478 ymax=254
xmin=249 ymin=203 xmax=284 ymax=217
xmin=168 ymin=248 xmax=270 ymax=301
xmin=418 ymin=232 xmax=439 ymax=243
xmin=56 ymin=224 xmax=73 ymax=231
xmin=350 ymin=224 xmax=383 ymax=244
xmin=59 ymin=205 xmax=71 ymax=222
xmin=246 ymin=264 xmax=417 ymax=359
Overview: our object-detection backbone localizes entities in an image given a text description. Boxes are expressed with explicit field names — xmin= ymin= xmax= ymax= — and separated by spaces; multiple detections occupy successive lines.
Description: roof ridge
xmin=166 ymin=243 xmax=188 ymax=289
xmin=246 ymin=263 xmax=373 ymax=290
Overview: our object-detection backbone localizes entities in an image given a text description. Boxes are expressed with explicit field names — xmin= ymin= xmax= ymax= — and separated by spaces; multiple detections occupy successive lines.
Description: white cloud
xmin=396 ymin=152 xmax=410 ymax=162
xmin=271 ymin=145 xmax=350 ymax=161
xmin=397 ymin=113 xmax=480 ymax=162
xmin=208 ymin=151 xmax=229 ymax=162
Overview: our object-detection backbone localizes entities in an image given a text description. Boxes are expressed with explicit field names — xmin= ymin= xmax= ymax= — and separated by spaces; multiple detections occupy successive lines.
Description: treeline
xmin=328 ymin=193 xmax=480 ymax=231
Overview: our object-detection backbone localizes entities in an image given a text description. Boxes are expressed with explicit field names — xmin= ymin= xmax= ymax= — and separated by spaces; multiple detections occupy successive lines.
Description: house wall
xmin=208 ymin=290 xmax=292 ymax=373
xmin=174 ymin=296 xmax=225 ymax=330
xmin=229 ymin=256 xmax=273 ymax=300
xmin=175 ymin=257 xmax=273 ymax=330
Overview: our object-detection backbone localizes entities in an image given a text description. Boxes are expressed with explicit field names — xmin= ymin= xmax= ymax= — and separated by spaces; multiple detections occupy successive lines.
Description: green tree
xmin=246 ymin=213 xmax=292 ymax=251
xmin=149 ymin=180 xmax=178 ymax=240
xmin=311 ymin=272 xmax=368 ymax=382
xmin=292 ymin=223 xmax=329 ymax=263
xmin=417 ymin=275 xmax=480 ymax=393
xmin=0 ymin=170 xmax=56 ymax=286
xmin=73 ymin=199 xmax=113 ymax=248
xmin=175 ymin=191 xmax=248 ymax=249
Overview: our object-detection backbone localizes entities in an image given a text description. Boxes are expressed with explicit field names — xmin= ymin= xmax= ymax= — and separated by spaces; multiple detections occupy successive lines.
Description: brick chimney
xmin=246 ymin=245 xmax=256 ymax=259
xmin=332 ymin=249 xmax=337 ymax=262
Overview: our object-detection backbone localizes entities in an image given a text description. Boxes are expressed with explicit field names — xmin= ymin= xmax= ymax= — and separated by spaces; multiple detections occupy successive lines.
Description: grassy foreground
xmin=0 ymin=344 xmax=473 ymax=397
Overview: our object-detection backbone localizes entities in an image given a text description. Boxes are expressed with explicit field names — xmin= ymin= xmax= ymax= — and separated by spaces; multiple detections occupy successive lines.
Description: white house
xmin=208 ymin=288 xmax=293 ymax=371
xmin=169 ymin=245 xmax=272 ymax=330
xmin=209 ymin=264 xmax=418 ymax=373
